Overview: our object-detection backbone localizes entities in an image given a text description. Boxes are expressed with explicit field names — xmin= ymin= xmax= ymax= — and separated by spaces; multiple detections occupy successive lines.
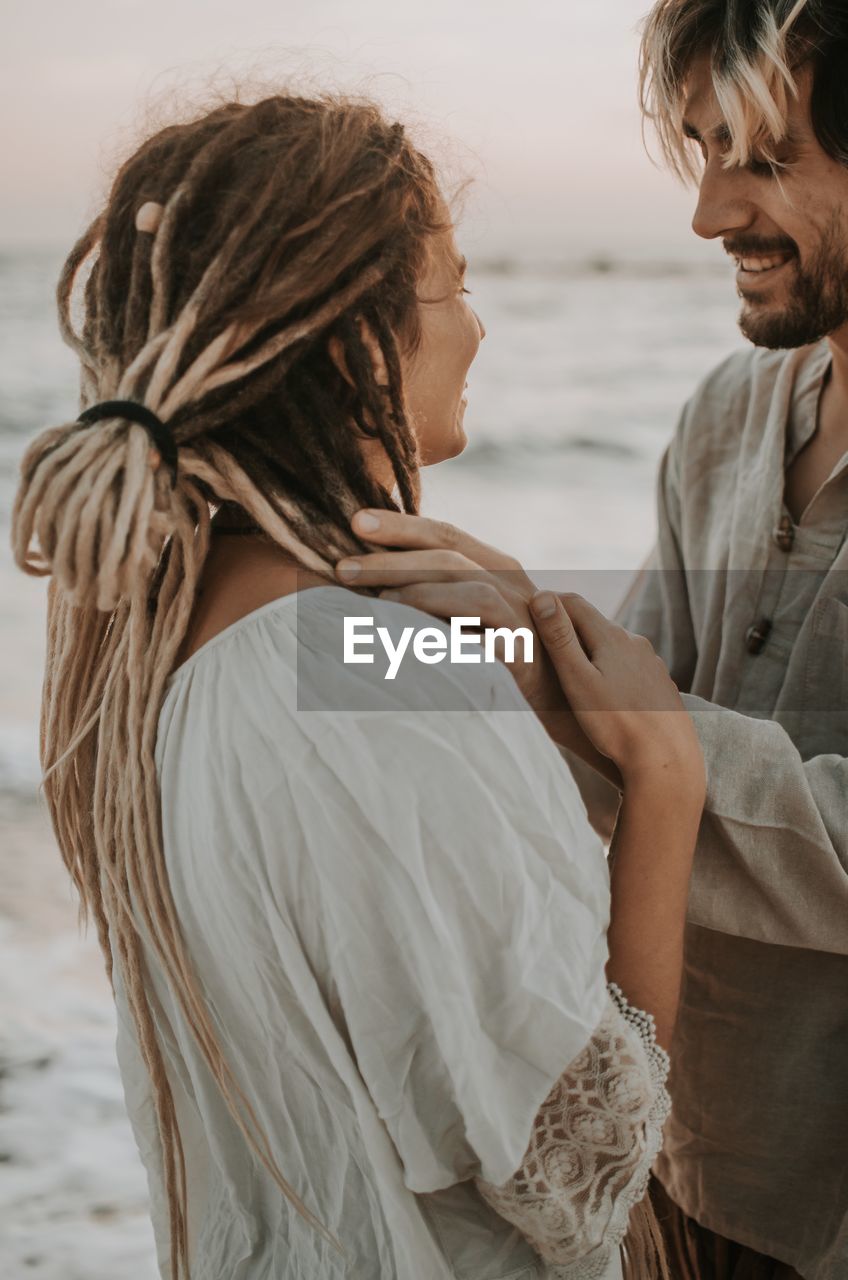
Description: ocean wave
xmin=471 ymin=255 xmax=729 ymax=280
xmin=455 ymin=433 xmax=641 ymax=465
xmin=0 ymin=725 xmax=42 ymax=800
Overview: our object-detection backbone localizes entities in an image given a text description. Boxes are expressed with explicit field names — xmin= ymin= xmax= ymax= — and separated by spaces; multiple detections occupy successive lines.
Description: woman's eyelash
xmin=461 ymin=286 xmax=472 ymax=296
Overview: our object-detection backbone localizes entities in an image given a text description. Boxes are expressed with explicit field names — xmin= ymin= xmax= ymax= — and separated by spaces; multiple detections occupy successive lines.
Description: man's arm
xmin=578 ymin=426 xmax=848 ymax=955
xmin=677 ymin=697 xmax=848 ymax=953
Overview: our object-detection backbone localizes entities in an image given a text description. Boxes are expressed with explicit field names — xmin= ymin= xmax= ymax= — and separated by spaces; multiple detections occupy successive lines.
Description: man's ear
xmin=328 ymin=318 xmax=389 ymax=388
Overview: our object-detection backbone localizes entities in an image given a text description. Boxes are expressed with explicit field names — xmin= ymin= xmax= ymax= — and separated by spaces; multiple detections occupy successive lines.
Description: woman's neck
xmin=174 ymin=527 xmax=327 ymax=671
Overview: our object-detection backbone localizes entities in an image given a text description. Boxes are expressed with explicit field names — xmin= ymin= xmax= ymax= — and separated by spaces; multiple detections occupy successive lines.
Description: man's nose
xmin=692 ymin=161 xmax=756 ymax=241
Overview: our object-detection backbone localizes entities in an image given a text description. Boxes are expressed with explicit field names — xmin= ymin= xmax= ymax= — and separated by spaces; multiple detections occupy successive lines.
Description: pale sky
xmin=1 ymin=0 xmax=714 ymax=262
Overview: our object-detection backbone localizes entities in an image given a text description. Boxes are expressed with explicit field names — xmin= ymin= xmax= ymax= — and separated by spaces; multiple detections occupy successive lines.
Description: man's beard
xmin=735 ymin=215 xmax=848 ymax=349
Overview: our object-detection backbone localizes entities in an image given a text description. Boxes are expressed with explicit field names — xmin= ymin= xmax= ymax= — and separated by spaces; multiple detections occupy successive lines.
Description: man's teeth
xmin=739 ymin=255 xmax=791 ymax=273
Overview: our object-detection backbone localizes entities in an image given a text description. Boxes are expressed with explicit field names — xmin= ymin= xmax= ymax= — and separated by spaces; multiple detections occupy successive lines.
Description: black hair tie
xmin=77 ymin=400 xmax=179 ymax=484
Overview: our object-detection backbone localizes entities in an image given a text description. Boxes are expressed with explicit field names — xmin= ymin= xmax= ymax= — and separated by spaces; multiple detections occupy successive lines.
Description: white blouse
xmin=115 ymin=587 xmax=669 ymax=1279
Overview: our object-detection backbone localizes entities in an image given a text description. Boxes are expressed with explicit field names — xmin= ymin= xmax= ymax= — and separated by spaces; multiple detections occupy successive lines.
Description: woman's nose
xmin=473 ymin=308 xmax=486 ymax=341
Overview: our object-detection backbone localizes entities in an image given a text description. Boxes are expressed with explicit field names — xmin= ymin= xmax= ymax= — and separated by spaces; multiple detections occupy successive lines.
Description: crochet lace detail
xmin=476 ymin=984 xmax=671 ymax=1278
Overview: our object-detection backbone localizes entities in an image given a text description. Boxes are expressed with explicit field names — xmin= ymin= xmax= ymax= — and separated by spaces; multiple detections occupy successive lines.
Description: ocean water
xmin=0 ymin=245 xmax=747 ymax=1276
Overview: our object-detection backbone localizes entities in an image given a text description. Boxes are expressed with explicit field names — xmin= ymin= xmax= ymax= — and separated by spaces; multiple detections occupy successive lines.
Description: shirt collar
xmin=785 ymin=340 xmax=833 ymax=468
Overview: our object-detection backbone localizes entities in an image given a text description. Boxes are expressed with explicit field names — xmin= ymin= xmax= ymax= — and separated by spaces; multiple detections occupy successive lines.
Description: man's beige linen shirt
xmin=573 ymin=340 xmax=848 ymax=1280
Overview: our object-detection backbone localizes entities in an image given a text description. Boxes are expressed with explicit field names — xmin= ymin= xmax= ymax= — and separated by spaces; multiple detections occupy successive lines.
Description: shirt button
xmin=775 ymin=515 xmax=795 ymax=552
xmin=745 ymin=619 xmax=773 ymax=654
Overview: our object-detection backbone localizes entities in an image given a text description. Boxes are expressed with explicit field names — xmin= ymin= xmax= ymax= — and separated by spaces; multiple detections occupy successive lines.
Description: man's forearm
xmin=678 ymin=696 xmax=848 ymax=954
xmin=557 ymin=692 xmax=848 ymax=954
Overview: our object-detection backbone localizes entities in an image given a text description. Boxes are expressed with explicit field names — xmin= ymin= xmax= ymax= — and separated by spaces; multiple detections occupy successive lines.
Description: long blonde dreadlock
xmin=10 ymin=92 xmax=449 ymax=1278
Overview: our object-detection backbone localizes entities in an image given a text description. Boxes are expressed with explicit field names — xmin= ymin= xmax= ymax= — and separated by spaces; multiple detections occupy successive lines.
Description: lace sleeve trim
xmin=475 ymin=984 xmax=671 ymax=1279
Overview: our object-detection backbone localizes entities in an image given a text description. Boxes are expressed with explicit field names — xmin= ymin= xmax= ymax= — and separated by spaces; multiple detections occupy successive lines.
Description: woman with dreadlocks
xmin=11 ymin=94 xmax=705 ymax=1280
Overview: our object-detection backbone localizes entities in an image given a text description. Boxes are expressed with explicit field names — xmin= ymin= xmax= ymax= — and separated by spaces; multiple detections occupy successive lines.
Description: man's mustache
xmin=723 ymin=236 xmax=798 ymax=259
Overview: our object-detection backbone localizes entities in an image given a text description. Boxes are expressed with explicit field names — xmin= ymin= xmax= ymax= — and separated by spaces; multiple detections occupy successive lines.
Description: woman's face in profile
xmin=402 ymin=230 xmax=486 ymax=466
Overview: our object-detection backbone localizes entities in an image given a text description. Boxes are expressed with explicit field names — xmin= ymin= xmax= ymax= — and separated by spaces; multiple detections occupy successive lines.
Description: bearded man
xmin=621 ymin=7 xmax=848 ymax=1276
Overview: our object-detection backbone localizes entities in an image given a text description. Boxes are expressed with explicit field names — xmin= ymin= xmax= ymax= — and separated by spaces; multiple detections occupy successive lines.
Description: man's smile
xmin=724 ymin=240 xmax=799 ymax=292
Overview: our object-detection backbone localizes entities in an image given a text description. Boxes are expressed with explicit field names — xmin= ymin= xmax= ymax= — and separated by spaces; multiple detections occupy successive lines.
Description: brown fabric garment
xmin=650 ymin=1179 xmax=804 ymax=1280
xmin=565 ymin=342 xmax=848 ymax=1278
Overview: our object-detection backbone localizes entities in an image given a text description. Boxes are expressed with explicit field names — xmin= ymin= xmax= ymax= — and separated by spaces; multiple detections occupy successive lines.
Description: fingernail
xmin=354 ymin=511 xmax=380 ymax=533
xmin=381 ymin=589 xmax=401 ymax=602
xmin=531 ymin=592 xmax=557 ymax=619
xmin=337 ymin=559 xmax=361 ymax=582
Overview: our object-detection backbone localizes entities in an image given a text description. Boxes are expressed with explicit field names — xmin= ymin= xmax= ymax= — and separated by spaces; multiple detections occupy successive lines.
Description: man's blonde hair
xmin=639 ymin=0 xmax=848 ymax=179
